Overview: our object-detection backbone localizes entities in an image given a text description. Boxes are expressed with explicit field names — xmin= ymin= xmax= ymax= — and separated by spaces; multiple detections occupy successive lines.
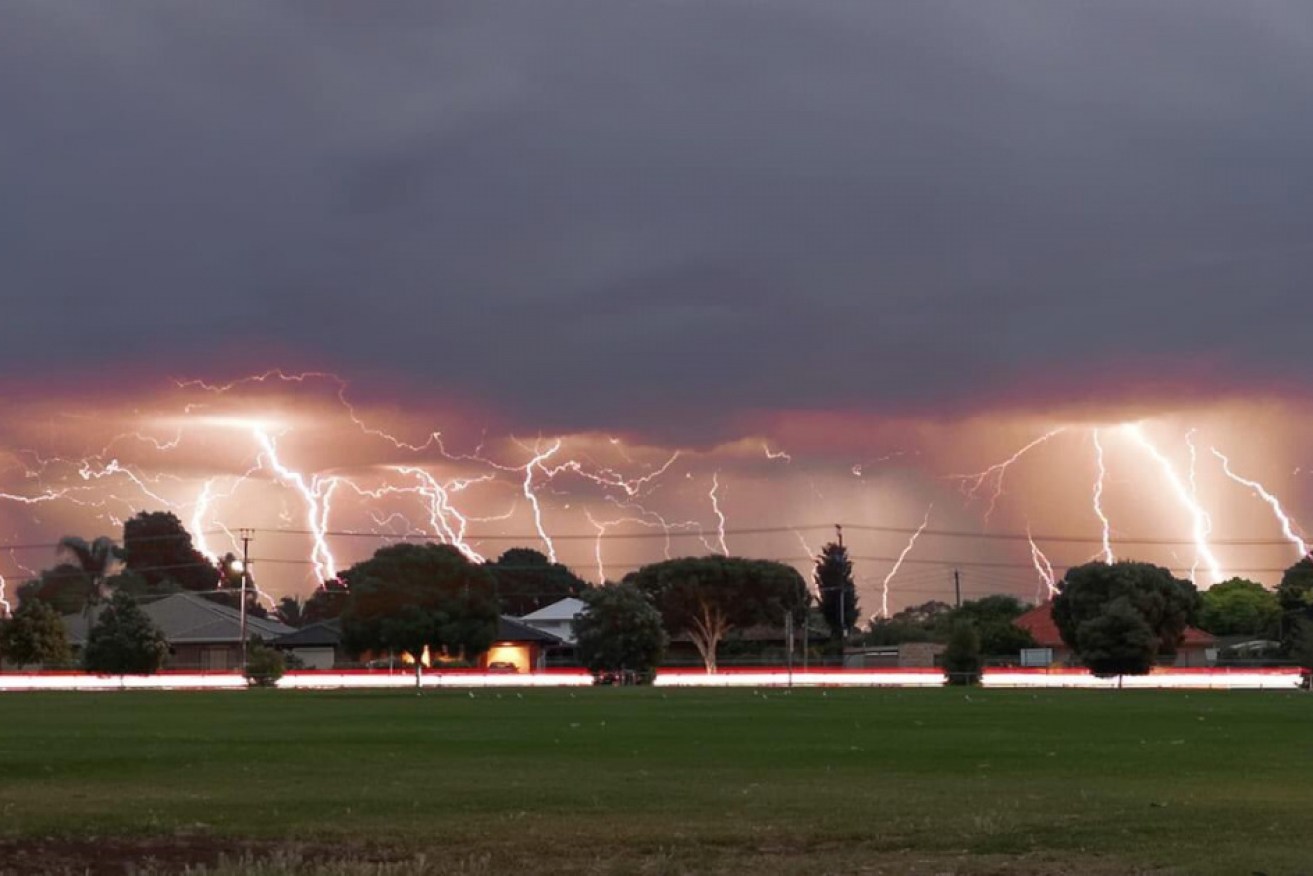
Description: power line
xmin=251 ymin=524 xmax=1307 ymax=548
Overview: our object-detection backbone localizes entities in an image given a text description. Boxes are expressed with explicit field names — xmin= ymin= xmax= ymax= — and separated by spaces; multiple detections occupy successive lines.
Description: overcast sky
xmin=3 ymin=1 xmax=1311 ymax=439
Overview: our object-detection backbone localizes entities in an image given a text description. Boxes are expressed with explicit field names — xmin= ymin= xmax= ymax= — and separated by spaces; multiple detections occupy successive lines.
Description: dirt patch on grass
xmin=0 ymin=837 xmax=401 ymax=875
xmin=0 ymin=836 xmax=1157 ymax=876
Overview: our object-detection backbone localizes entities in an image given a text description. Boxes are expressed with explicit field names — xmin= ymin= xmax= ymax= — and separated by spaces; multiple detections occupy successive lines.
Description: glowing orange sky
xmin=1 ymin=371 xmax=1309 ymax=617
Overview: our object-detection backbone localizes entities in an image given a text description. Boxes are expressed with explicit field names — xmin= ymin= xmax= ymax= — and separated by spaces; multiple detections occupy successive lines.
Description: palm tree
xmin=276 ymin=596 xmax=304 ymax=628
xmin=56 ymin=535 xmax=121 ymax=609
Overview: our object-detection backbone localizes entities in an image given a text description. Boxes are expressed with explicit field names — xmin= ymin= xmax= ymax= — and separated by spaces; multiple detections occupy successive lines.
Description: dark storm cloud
xmin=2 ymin=1 xmax=1312 ymax=436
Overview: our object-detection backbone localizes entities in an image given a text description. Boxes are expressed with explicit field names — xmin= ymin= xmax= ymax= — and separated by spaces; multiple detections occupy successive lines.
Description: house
xmin=482 ymin=616 xmax=568 ymax=673
xmin=1013 ymin=601 xmax=1215 ymax=668
xmin=271 ymin=618 xmax=343 ymax=669
xmin=269 ymin=614 xmax=568 ymax=673
xmin=517 ymin=597 xmax=587 ymax=644
xmin=63 ymin=592 xmax=295 ymax=671
xmin=844 ymin=641 xmax=947 ymax=669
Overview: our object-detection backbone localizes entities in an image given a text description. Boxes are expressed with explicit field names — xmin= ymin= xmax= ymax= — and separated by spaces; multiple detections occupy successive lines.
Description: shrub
xmin=244 ymin=639 xmax=286 ymax=688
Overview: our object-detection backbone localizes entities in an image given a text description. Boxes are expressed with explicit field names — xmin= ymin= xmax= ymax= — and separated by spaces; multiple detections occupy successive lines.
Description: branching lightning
xmin=1123 ymin=424 xmax=1224 ymax=585
xmin=1213 ymin=449 xmax=1309 ymax=558
xmin=952 ymin=428 xmax=1066 ymax=520
xmin=1027 ymin=528 xmax=1057 ymax=602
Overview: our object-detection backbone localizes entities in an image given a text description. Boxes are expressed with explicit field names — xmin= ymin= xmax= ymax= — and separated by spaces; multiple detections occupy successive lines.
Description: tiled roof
xmin=1013 ymin=601 xmax=1215 ymax=647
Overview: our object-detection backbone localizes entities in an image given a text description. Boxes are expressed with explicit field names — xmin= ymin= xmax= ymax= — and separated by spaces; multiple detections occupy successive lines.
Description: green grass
xmin=0 ymin=687 xmax=1308 ymax=873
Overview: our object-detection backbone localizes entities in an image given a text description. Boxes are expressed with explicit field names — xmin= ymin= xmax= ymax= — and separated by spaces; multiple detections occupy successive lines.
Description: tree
xmin=339 ymin=543 xmax=500 ymax=688
xmin=815 ymin=541 xmax=857 ymax=642
xmin=276 ymin=596 xmax=305 ymax=628
xmin=485 ymin=548 xmax=589 ymax=616
xmin=56 ymin=535 xmax=121 ymax=608
xmin=303 ymin=581 xmax=350 ymax=624
xmin=572 ymin=583 xmax=668 ymax=684
xmin=628 ymin=556 xmax=808 ymax=673
xmin=81 ymin=591 xmax=170 ymax=675
xmin=1276 ymin=556 xmax=1313 ymax=614
xmin=1072 ymin=598 xmax=1158 ymax=677
xmin=0 ymin=600 xmax=72 ymax=667
xmin=16 ymin=564 xmax=94 ymax=615
xmin=862 ymin=600 xmax=955 ymax=646
xmin=1051 ymin=561 xmax=1199 ymax=677
xmin=121 ymin=511 xmax=219 ymax=593
xmin=1198 ymin=578 xmax=1280 ymax=638
xmin=244 ymin=638 xmax=286 ymax=687
xmin=106 ymin=570 xmax=180 ymax=601
xmin=1275 ymin=556 xmax=1313 ymax=654
xmin=942 ymin=621 xmax=981 ymax=685
xmin=952 ymin=595 xmax=1036 ymax=655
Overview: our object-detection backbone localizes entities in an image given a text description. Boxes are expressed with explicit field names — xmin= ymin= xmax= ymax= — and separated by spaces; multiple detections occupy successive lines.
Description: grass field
xmin=0 ymin=687 xmax=1308 ymax=874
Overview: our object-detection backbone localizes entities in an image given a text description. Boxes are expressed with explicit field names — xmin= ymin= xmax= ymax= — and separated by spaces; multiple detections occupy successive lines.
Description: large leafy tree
xmin=339 ymin=543 xmax=500 ymax=687
xmin=628 ymin=556 xmax=808 ymax=673
xmin=303 ymin=581 xmax=350 ymax=624
xmin=16 ymin=564 xmax=95 ymax=615
xmin=121 ymin=511 xmax=219 ymax=593
xmin=815 ymin=541 xmax=857 ymax=641
xmin=573 ymin=582 xmax=668 ymax=684
xmin=56 ymin=536 xmax=121 ymax=608
xmin=82 ymin=591 xmax=170 ymax=675
xmin=0 ymin=599 xmax=72 ymax=667
xmin=1051 ymin=561 xmax=1200 ymax=677
xmin=485 ymin=548 xmax=589 ymax=616
xmin=1198 ymin=578 xmax=1280 ymax=638
xmin=1275 ymin=557 xmax=1313 ymax=652
xmin=1277 ymin=557 xmax=1313 ymax=607
xmin=951 ymin=595 xmax=1036 ymax=655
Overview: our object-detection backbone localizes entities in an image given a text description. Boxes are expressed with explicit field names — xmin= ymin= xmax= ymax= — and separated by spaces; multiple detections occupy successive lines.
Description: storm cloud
xmin=3 ymin=1 xmax=1312 ymax=440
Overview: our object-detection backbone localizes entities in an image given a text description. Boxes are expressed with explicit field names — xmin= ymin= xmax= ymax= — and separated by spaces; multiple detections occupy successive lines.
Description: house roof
xmin=518 ymin=597 xmax=587 ymax=622
xmin=496 ymin=615 xmax=567 ymax=645
xmin=1013 ymin=601 xmax=1215 ymax=648
xmin=272 ymin=618 xmax=342 ymax=648
xmin=64 ymin=592 xmax=294 ymax=646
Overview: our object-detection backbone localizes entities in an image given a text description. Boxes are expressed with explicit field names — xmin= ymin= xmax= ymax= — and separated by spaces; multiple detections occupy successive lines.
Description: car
xmin=487 ymin=661 xmax=519 ymax=673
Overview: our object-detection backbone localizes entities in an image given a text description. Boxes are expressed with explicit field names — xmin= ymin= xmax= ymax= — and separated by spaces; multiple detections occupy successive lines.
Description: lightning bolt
xmin=762 ymin=443 xmax=792 ymax=462
xmin=1123 ymin=424 xmax=1224 ymax=585
xmin=1091 ymin=429 xmax=1115 ymax=564
xmin=708 ymin=472 xmax=729 ymax=556
xmin=1212 ymin=448 xmax=1308 ymax=558
xmin=952 ymin=428 xmax=1066 ymax=519
xmin=252 ymin=427 xmax=338 ymax=582
xmin=878 ymin=506 xmax=932 ymax=618
xmin=391 ymin=466 xmax=485 ymax=562
xmin=521 ymin=440 xmax=563 ymax=563
xmin=1027 ymin=528 xmax=1057 ymax=602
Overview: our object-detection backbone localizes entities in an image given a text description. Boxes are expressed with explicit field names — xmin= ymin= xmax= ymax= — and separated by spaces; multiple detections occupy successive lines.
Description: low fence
xmin=0 ymin=666 xmax=1303 ymax=691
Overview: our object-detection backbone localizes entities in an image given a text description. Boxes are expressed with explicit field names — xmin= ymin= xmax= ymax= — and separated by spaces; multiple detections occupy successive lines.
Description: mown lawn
xmin=0 ymin=687 xmax=1307 ymax=874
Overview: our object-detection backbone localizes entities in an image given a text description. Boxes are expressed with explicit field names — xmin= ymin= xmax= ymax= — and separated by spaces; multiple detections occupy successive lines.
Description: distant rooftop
xmin=518 ymin=597 xmax=587 ymax=622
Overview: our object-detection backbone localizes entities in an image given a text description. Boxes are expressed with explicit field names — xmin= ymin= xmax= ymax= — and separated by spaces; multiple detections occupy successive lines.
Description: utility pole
xmin=953 ymin=568 xmax=961 ymax=608
xmin=239 ymin=529 xmax=253 ymax=674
